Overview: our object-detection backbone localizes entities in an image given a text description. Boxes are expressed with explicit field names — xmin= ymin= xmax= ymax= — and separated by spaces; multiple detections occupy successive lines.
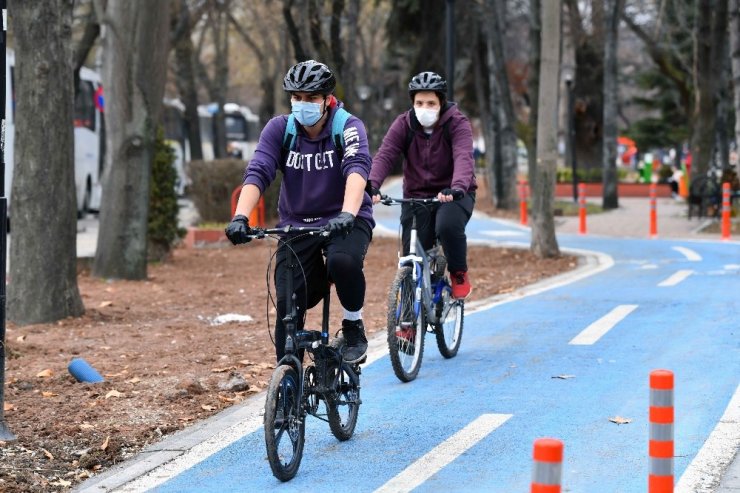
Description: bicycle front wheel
xmin=264 ymin=365 xmax=305 ymax=482
xmin=387 ymin=266 xmax=425 ymax=382
xmin=435 ymin=284 xmax=464 ymax=358
xmin=326 ymin=363 xmax=360 ymax=441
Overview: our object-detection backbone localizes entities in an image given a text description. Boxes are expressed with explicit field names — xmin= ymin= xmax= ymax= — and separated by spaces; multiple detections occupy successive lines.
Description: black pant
xmin=273 ymin=219 xmax=372 ymax=361
xmin=400 ymin=193 xmax=475 ymax=273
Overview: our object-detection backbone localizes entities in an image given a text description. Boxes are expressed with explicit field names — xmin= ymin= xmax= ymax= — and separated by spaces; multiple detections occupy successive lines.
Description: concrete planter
xmin=183 ymin=227 xmax=228 ymax=248
xmin=554 ymin=182 xmax=673 ymax=198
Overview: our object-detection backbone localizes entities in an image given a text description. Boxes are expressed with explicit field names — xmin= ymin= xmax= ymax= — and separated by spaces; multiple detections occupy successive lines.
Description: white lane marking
xmin=658 ymin=270 xmax=694 ymax=287
xmin=676 ymin=384 xmax=740 ymax=493
xmin=672 ymin=246 xmax=702 ymax=262
xmin=482 ymin=230 xmax=526 ymax=237
xmin=569 ymin=304 xmax=638 ymax=345
xmin=374 ymin=413 xmax=512 ymax=493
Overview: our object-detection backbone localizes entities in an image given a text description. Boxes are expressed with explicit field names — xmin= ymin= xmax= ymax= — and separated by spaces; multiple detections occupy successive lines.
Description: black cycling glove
xmin=327 ymin=212 xmax=355 ymax=238
xmin=365 ymin=181 xmax=381 ymax=198
xmin=224 ymin=215 xmax=252 ymax=245
xmin=440 ymin=188 xmax=465 ymax=200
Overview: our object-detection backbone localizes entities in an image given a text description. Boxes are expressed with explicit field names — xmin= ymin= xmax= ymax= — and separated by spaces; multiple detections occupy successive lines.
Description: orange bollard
xmin=531 ymin=438 xmax=564 ymax=493
xmin=649 ymin=370 xmax=674 ymax=493
xmin=231 ymin=184 xmax=265 ymax=227
xmin=649 ymin=183 xmax=658 ymax=239
xmin=519 ymin=180 xmax=528 ymax=226
xmin=678 ymin=174 xmax=688 ymax=199
xmin=721 ymin=182 xmax=731 ymax=241
xmin=578 ymin=183 xmax=587 ymax=235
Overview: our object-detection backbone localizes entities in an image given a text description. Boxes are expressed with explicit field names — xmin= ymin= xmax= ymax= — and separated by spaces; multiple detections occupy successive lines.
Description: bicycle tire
xmin=435 ymin=282 xmax=464 ymax=358
xmin=387 ymin=266 xmax=425 ymax=382
xmin=326 ymin=363 xmax=360 ymax=441
xmin=264 ymin=365 xmax=305 ymax=481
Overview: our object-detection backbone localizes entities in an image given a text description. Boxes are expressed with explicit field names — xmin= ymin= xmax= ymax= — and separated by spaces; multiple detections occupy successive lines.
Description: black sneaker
xmin=341 ymin=319 xmax=368 ymax=364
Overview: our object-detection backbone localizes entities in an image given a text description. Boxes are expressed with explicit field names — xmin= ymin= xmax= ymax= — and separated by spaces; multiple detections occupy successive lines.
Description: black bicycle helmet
xmin=408 ymin=71 xmax=447 ymax=100
xmin=283 ymin=60 xmax=336 ymax=94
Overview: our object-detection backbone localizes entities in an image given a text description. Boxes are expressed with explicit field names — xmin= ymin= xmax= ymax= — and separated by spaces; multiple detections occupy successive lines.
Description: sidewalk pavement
xmin=552 ymin=195 xmax=729 ymax=241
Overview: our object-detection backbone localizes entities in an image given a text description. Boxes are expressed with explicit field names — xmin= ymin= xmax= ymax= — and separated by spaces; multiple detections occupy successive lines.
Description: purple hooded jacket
xmin=369 ymin=102 xmax=477 ymax=198
xmin=243 ymin=102 xmax=375 ymax=229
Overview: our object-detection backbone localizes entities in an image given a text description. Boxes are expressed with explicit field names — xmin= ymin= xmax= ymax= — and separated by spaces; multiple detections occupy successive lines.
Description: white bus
xmin=4 ymin=50 xmax=104 ymax=217
xmin=198 ymin=102 xmax=260 ymax=161
xmin=161 ymin=98 xmax=191 ymax=196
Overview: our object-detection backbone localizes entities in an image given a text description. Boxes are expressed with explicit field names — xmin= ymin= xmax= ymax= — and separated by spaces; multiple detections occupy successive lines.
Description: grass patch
xmin=197 ymin=222 xmax=229 ymax=229
xmin=554 ymin=200 xmax=605 ymax=216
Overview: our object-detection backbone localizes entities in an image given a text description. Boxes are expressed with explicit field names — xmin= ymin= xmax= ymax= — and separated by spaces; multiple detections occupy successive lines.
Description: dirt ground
xmin=0 ymin=206 xmax=576 ymax=492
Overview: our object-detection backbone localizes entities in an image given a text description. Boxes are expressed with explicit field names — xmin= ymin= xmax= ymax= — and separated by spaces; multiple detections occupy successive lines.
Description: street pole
xmin=0 ymin=0 xmax=16 ymax=441
xmin=445 ymin=0 xmax=455 ymax=100
xmin=566 ymin=79 xmax=578 ymax=203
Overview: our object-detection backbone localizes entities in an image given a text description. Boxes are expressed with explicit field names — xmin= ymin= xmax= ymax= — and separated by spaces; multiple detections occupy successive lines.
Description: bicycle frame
xmin=251 ymin=226 xmax=360 ymax=404
xmin=382 ymin=197 xmax=451 ymax=328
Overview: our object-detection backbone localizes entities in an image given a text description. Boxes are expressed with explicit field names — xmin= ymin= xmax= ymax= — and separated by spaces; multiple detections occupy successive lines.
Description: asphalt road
xmin=75 ymin=195 xmax=739 ymax=493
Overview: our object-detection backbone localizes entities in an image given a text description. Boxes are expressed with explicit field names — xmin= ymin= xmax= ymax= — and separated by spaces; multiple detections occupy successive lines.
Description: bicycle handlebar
xmin=248 ymin=224 xmax=330 ymax=239
xmin=379 ymin=195 xmax=439 ymax=206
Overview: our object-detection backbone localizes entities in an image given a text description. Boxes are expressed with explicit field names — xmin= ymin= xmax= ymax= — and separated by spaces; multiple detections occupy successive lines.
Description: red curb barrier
xmin=519 ymin=180 xmax=528 ymax=226
xmin=649 ymin=183 xmax=658 ymax=239
xmin=649 ymin=369 xmax=674 ymax=492
xmin=721 ymin=182 xmax=731 ymax=241
xmin=578 ymin=183 xmax=587 ymax=235
xmin=531 ymin=438 xmax=563 ymax=493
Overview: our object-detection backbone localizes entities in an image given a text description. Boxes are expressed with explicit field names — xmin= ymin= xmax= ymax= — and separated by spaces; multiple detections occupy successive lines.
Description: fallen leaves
xmin=201 ymin=404 xmax=216 ymax=411
xmin=105 ymin=390 xmax=123 ymax=399
xmin=42 ymin=448 xmax=54 ymax=460
xmin=99 ymin=301 xmax=113 ymax=308
xmin=41 ymin=391 xmax=59 ymax=398
xmin=4 ymin=402 xmax=14 ymax=412
xmin=100 ymin=436 xmax=110 ymax=451
xmin=36 ymin=369 xmax=53 ymax=378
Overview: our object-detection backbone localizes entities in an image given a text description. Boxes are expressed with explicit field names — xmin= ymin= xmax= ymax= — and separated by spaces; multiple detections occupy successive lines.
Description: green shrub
xmin=149 ymin=127 xmax=185 ymax=262
xmin=187 ymin=159 xmax=246 ymax=223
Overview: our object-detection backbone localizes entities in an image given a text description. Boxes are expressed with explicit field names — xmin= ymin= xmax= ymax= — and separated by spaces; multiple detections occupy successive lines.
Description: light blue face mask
xmin=291 ymin=100 xmax=324 ymax=127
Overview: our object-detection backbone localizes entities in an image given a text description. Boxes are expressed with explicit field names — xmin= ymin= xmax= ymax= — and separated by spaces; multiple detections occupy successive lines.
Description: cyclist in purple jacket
xmin=225 ymin=60 xmax=374 ymax=364
xmin=368 ymin=71 xmax=477 ymax=299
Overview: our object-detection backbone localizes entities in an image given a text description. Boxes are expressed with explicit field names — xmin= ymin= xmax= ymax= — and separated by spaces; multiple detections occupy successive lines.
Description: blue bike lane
xmin=79 ymin=213 xmax=740 ymax=493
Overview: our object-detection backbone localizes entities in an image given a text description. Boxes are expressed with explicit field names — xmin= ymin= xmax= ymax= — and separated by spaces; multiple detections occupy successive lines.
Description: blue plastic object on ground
xmin=68 ymin=358 xmax=104 ymax=383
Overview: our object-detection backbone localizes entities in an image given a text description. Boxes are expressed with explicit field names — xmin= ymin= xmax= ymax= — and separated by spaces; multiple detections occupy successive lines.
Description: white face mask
xmin=415 ymin=107 xmax=439 ymax=128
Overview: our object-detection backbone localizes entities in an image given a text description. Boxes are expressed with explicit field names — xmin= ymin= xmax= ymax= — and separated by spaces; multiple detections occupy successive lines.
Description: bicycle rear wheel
xmin=327 ymin=363 xmax=360 ymax=441
xmin=264 ymin=365 xmax=305 ymax=481
xmin=435 ymin=284 xmax=464 ymax=358
xmin=387 ymin=266 xmax=425 ymax=382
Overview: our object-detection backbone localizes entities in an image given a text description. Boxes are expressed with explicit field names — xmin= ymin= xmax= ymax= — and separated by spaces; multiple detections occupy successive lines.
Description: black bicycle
xmin=248 ymin=225 xmax=362 ymax=482
xmin=380 ymin=196 xmax=465 ymax=382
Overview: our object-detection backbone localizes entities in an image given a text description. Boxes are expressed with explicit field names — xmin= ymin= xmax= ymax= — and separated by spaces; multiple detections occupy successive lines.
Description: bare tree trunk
xmin=172 ymin=0 xmax=203 ymax=160
xmin=732 ymin=0 xmax=740 ymax=176
xmin=483 ymin=0 xmax=519 ymax=210
xmin=9 ymin=0 xmax=84 ymax=324
xmin=531 ymin=0 xmax=561 ymax=258
xmin=690 ymin=0 xmax=729 ymax=179
xmin=93 ymin=0 xmax=170 ymax=280
xmin=602 ymin=0 xmax=623 ymax=209
xmin=527 ymin=0 xmax=541 ymax=193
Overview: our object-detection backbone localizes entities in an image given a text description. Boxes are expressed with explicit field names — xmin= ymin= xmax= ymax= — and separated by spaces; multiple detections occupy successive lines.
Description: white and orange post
xmin=649 ymin=183 xmax=658 ymax=238
xmin=519 ymin=180 xmax=528 ymax=226
xmin=649 ymin=370 xmax=674 ymax=493
xmin=578 ymin=183 xmax=587 ymax=235
xmin=721 ymin=182 xmax=731 ymax=241
xmin=531 ymin=438 xmax=563 ymax=493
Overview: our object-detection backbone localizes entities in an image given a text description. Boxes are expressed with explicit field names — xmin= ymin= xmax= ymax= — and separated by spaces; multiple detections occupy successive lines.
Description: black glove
xmin=224 ymin=215 xmax=252 ymax=245
xmin=365 ymin=181 xmax=381 ymax=198
xmin=327 ymin=212 xmax=355 ymax=238
xmin=440 ymin=188 xmax=465 ymax=200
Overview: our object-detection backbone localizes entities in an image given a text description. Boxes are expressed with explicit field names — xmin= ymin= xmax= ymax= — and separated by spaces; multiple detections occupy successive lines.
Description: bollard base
xmin=0 ymin=419 xmax=17 ymax=441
